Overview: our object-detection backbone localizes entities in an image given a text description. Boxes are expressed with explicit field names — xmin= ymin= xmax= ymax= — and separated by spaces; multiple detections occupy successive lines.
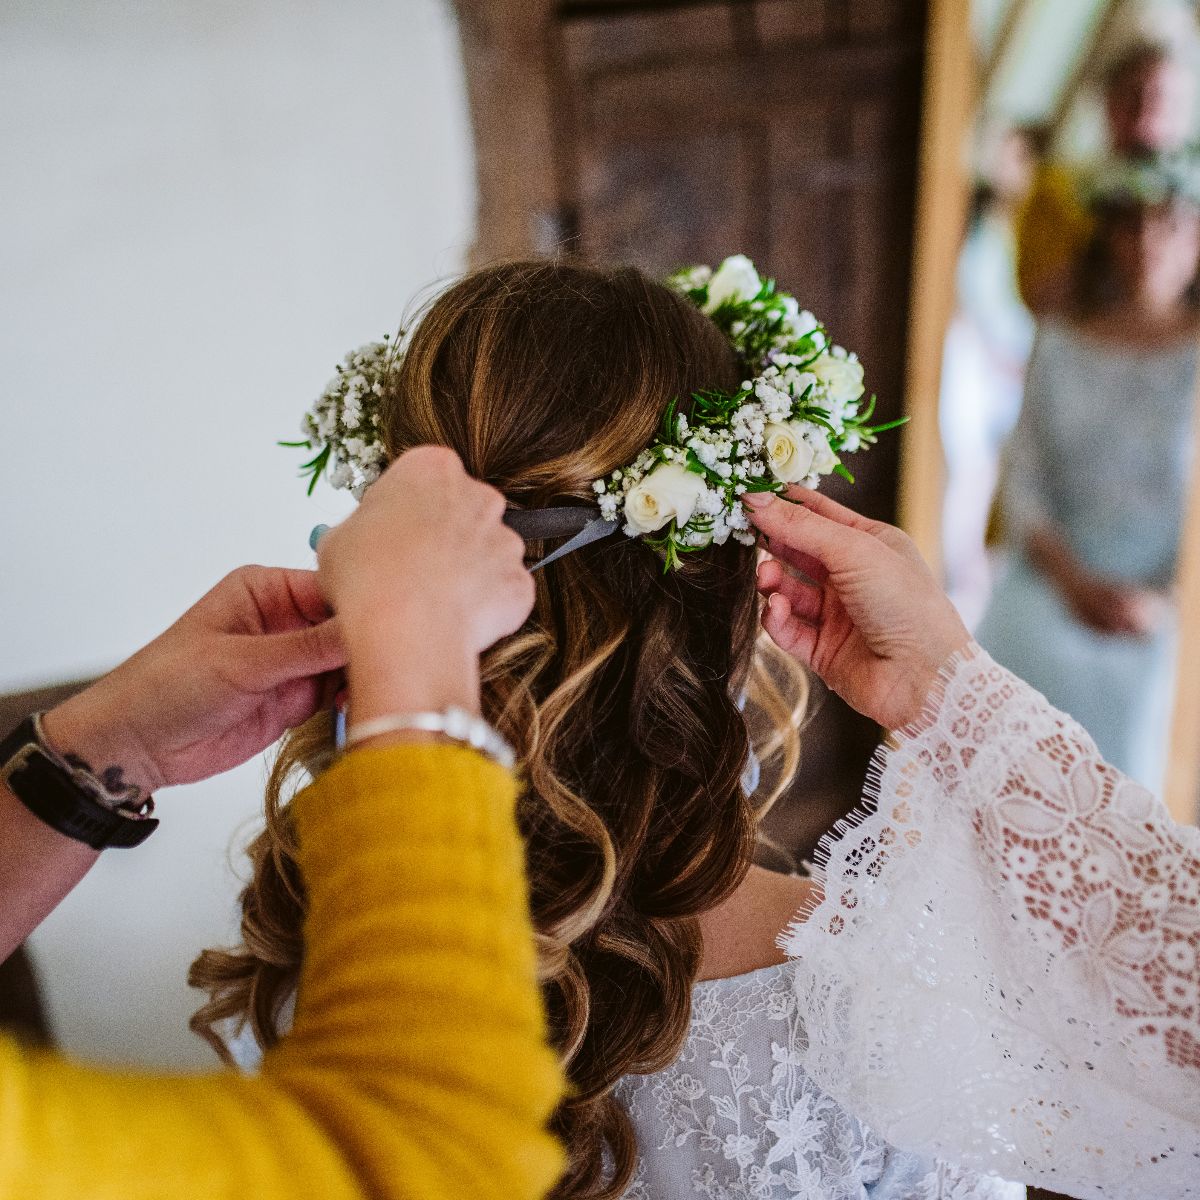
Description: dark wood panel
xmin=456 ymin=0 xmax=929 ymax=844
xmin=0 ymin=678 xmax=95 ymax=734
xmin=577 ymin=130 xmax=757 ymax=272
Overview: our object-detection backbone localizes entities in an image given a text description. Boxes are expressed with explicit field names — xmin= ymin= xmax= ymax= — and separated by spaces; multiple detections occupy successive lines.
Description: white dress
xmin=784 ymin=644 xmax=1200 ymax=1199
xmin=616 ymin=964 xmax=1021 ymax=1199
xmin=226 ymin=646 xmax=1200 ymax=1198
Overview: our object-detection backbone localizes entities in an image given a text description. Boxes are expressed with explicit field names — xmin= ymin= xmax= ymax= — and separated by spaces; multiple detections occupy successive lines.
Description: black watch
xmin=0 ymin=716 xmax=158 ymax=850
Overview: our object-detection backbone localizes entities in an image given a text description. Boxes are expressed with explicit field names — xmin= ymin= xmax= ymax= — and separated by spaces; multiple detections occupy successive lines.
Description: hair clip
xmin=308 ymin=508 xmax=615 ymax=573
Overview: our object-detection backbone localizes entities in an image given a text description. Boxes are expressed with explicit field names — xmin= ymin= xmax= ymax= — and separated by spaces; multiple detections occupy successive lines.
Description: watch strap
xmin=0 ymin=717 xmax=158 ymax=850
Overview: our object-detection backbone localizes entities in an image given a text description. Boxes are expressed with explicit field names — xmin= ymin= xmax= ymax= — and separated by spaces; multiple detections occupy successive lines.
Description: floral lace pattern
xmin=615 ymin=964 xmax=1022 ymax=1199
xmin=782 ymin=645 xmax=1200 ymax=1198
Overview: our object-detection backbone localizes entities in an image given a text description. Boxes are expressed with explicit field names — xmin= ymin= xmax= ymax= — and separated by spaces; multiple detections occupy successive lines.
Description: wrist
xmin=41 ymin=690 xmax=160 ymax=800
xmin=342 ymin=621 xmax=481 ymax=722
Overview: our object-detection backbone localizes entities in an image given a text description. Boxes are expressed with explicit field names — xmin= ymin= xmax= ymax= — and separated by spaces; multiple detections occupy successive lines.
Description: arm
xmin=0 ymin=744 xmax=564 ymax=1200
xmin=780 ymin=645 xmax=1199 ymax=1197
xmin=748 ymin=490 xmax=1200 ymax=1196
xmin=0 ymin=786 xmax=98 ymax=965
xmin=1014 ymin=164 xmax=1093 ymax=315
xmin=0 ymin=565 xmax=345 ymax=961
xmin=0 ymin=447 xmax=561 ymax=1200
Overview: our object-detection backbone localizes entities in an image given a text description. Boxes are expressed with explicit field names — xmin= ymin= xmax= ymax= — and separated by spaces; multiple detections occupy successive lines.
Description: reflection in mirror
xmin=941 ymin=0 xmax=1200 ymax=801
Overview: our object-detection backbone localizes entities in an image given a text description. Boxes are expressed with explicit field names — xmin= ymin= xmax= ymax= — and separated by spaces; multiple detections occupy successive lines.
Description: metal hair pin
xmin=309 ymin=506 xmax=616 ymax=572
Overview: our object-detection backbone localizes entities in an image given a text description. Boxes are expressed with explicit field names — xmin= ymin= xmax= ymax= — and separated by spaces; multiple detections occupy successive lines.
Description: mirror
xmin=909 ymin=0 xmax=1200 ymax=820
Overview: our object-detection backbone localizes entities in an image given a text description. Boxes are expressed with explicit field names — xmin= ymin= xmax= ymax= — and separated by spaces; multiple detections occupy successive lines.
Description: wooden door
xmin=457 ymin=0 xmax=929 ymax=852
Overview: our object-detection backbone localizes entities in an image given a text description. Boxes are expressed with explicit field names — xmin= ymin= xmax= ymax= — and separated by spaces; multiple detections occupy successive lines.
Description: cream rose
xmin=810 ymin=353 xmax=865 ymax=402
xmin=764 ymin=422 xmax=817 ymax=484
xmin=623 ymin=463 xmax=708 ymax=534
xmin=703 ymin=254 xmax=762 ymax=313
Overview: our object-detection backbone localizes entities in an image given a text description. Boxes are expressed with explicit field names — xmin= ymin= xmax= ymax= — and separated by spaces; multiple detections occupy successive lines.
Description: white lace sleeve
xmin=781 ymin=644 xmax=1200 ymax=1198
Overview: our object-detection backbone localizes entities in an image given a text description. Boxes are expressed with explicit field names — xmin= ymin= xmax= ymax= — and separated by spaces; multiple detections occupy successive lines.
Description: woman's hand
xmin=42 ymin=567 xmax=345 ymax=799
xmin=1058 ymin=573 xmax=1165 ymax=637
xmin=745 ymin=488 xmax=970 ymax=730
xmin=316 ymin=446 xmax=534 ymax=722
xmin=1028 ymin=527 xmax=1164 ymax=637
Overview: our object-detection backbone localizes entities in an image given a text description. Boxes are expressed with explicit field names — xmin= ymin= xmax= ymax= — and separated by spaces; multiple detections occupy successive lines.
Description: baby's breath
xmin=286 ymin=258 xmax=904 ymax=575
xmin=282 ymin=336 xmax=398 ymax=499
xmin=599 ymin=256 xmax=902 ymax=569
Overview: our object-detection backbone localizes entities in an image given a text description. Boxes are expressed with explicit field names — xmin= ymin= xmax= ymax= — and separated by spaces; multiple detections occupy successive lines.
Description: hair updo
xmin=190 ymin=260 xmax=806 ymax=1199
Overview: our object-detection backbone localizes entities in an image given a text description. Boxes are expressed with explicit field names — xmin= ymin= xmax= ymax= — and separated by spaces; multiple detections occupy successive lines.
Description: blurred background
xmin=939 ymin=0 xmax=1200 ymax=815
xmin=2 ymin=0 xmax=1199 ymax=1111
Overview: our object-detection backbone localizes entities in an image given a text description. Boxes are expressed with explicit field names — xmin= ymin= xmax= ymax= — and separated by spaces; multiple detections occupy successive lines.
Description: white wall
xmin=0 ymin=0 xmax=475 ymax=1067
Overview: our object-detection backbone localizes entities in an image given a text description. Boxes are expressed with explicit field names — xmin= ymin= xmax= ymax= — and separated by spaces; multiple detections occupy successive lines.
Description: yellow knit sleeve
xmin=1015 ymin=162 xmax=1096 ymax=311
xmin=0 ymin=743 xmax=565 ymax=1200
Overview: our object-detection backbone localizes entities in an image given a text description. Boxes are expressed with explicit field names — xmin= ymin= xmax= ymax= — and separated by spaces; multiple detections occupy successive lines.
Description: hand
xmin=1058 ymin=573 xmax=1164 ymax=637
xmin=42 ymin=568 xmax=345 ymax=798
xmin=1029 ymin=526 xmax=1164 ymax=637
xmin=745 ymin=488 xmax=970 ymax=730
xmin=315 ymin=446 xmax=534 ymax=721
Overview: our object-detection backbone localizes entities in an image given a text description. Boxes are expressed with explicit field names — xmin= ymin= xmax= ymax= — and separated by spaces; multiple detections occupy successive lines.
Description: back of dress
xmin=615 ymin=962 xmax=1024 ymax=1200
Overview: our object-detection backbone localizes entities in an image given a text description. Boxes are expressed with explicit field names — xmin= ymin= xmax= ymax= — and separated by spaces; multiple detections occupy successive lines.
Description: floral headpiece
xmin=287 ymin=256 xmax=901 ymax=570
xmin=1088 ymin=151 xmax=1200 ymax=213
xmin=594 ymin=255 xmax=899 ymax=568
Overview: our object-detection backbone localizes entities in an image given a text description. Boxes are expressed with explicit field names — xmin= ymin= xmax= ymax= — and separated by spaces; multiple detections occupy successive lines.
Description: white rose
xmin=623 ymin=463 xmax=708 ymax=534
xmin=805 ymin=428 xmax=840 ymax=475
xmin=703 ymin=255 xmax=762 ymax=313
xmin=809 ymin=353 xmax=865 ymax=402
xmin=764 ymin=422 xmax=816 ymax=484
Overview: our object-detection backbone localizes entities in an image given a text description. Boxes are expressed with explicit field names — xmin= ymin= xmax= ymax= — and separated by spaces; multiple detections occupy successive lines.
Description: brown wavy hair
xmin=190 ymin=260 xmax=806 ymax=1198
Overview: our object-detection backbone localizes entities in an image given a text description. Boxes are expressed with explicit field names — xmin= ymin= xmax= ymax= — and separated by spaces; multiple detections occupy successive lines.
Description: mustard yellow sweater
xmin=0 ymin=744 xmax=565 ymax=1200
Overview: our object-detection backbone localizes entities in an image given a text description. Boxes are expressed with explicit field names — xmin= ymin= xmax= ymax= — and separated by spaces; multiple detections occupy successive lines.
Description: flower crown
xmin=286 ymin=256 xmax=902 ymax=569
xmin=1088 ymin=151 xmax=1200 ymax=212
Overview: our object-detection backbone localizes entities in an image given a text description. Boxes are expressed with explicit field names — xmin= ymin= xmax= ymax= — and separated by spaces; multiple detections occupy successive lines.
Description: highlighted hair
xmin=190 ymin=261 xmax=806 ymax=1198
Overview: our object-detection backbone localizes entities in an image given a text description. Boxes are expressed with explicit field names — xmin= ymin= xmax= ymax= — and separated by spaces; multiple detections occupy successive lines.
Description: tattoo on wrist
xmin=60 ymin=753 xmax=146 ymax=812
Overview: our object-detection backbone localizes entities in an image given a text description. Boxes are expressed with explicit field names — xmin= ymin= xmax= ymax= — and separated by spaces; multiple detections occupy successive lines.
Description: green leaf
xmin=278 ymin=439 xmax=312 ymax=448
xmin=862 ymin=416 xmax=909 ymax=435
xmin=661 ymin=396 xmax=679 ymax=443
xmin=834 ymin=462 xmax=856 ymax=484
xmin=802 ymin=413 xmax=837 ymax=435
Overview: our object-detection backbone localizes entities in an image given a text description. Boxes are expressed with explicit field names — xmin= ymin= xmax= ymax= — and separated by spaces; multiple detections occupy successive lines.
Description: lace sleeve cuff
xmin=780 ymin=643 xmax=1200 ymax=1198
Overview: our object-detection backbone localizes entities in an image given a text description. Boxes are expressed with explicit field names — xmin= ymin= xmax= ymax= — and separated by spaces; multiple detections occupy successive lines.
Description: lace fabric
xmin=616 ymin=963 xmax=1023 ymax=1199
xmin=782 ymin=644 xmax=1200 ymax=1198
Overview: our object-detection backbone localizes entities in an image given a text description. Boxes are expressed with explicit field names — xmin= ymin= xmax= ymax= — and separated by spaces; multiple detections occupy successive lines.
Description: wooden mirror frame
xmin=899 ymin=0 xmax=1200 ymax=825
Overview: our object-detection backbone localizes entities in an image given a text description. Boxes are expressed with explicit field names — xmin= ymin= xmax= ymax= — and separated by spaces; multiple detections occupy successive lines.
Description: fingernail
xmin=309 ymin=524 xmax=331 ymax=551
xmin=743 ymin=493 xmax=775 ymax=510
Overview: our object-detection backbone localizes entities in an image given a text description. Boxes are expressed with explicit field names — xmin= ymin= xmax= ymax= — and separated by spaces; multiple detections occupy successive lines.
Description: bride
xmin=191 ymin=257 xmax=1197 ymax=1199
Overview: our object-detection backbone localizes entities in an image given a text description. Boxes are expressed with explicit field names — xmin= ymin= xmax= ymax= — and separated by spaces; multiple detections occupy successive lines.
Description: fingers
xmin=208 ymin=566 xmax=331 ymax=634
xmin=237 ymin=617 xmax=347 ymax=692
xmin=760 ymin=539 xmax=830 ymax=583
xmin=765 ymin=489 xmax=928 ymax=571
xmin=745 ymin=494 xmax=883 ymax=578
xmin=760 ymin=592 xmax=819 ymax=667
xmin=776 ymin=487 xmax=881 ymax=534
xmin=756 ymin=558 xmax=823 ymax=624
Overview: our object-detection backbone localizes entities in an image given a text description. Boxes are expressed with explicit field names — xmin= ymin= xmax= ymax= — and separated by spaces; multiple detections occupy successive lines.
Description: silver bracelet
xmin=343 ymin=707 xmax=515 ymax=770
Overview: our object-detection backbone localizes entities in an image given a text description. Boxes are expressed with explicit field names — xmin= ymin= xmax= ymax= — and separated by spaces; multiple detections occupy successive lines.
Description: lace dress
xmin=616 ymin=964 xmax=1022 ymax=1199
xmin=784 ymin=644 xmax=1200 ymax=1198
xmin=226 ymin=646 xmax=1200 ymax=1197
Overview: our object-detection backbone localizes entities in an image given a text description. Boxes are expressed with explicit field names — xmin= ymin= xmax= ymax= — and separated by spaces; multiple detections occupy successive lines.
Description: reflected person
xmin=1017 ymin=36 xmax=1197 ymax=313
xmin=980 ymin=162 xmax=1200 ymax=794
